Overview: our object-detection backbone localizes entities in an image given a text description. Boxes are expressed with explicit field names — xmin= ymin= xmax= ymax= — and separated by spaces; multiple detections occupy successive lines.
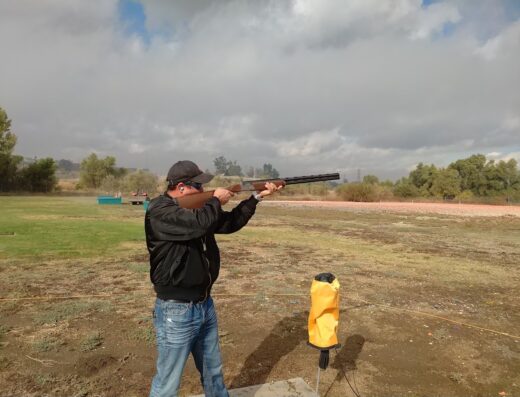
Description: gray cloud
xmin=0 ymin=0 xmax=519 ymax=180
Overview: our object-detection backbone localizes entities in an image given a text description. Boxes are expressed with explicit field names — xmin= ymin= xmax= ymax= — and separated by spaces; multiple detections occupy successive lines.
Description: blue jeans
xmin=149 ymin=297 xmax=229 ymax=397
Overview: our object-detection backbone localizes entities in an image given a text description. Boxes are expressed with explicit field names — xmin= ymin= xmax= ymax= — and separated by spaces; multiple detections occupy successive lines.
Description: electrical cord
xmin=334 ymin=348 xmax=362 ymax=397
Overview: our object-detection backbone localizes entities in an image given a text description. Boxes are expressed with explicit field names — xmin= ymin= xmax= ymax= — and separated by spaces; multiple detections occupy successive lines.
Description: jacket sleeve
xmin=214 ymin=195 xmax=259 ymax=234
xmin=150 ymin=197 xmax=223 ymax=241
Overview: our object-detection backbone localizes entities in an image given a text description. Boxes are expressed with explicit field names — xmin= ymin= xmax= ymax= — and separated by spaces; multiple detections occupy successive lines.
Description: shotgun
xmin=176 ymin=173 xmax=340 ymax=209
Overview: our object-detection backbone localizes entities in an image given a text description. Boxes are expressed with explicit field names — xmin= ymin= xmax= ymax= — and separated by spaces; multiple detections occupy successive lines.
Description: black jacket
xmin=145 ymin=193 xmax=259 ymax=301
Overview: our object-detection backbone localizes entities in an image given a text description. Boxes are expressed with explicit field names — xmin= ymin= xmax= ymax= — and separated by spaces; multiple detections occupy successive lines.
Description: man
xmin=145 ymin=160 xmax=281 ymax=397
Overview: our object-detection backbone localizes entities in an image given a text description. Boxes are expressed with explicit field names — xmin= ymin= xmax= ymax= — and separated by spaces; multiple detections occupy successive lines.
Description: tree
xmin=480 ymin=160 xmax=504 ymax=196
xmin=79 ymin=153 xmax=117 ymax=188
xmin=225 ymin=160 xmax=242 ymax=176
xmin=448 ymin=154 xmax=486 ymax=194
xmin=0 ymin=107 xmax=21 ymax=191
xmin=213 ymin=156 xmax=244 ymax=176
xmin=380 ymin=180 xmax=394 ymax=188
xmin=393 ymin=177 xmax=419 ymax=198
xmin=0 ymin=108 xmax=16 ymax=154
xmin=495 ymin=159 xmax=520 ymax=198
xmin=430 ymin=168 xmax=461 ymax=198
xmin=20 ymin=158 xmax=57 ymax=192
xmin=112 ymin=166 xmax=128 ymax=179
xmin=362 ymin=175 xmax=379 ymax=185
xmin=213 ymin=156 xmax=228 ymax=175
xmin=409 ymin=163 xmax=438 ymax=196
xmin=122 ymin=170 xmax=158 ymax=194
xmin=261 ymin=163 xmax=279 ymax=178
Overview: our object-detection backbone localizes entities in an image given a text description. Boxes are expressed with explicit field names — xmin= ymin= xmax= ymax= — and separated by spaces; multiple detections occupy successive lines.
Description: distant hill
xmin=54 ymin=159 xmax=149 ymax=179
xmin=56 ymin=159 xmax=81 ymax=178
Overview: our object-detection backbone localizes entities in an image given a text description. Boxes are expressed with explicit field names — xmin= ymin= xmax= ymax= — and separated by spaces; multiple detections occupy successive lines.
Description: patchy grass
xmin=0 ymin=324 xmax=10 ymax=348
xmin=80 ymin=332 xmax=103 ymax=352
xmin=32 ymin=336 xmax=63 ymax=353
xmin=33 ymin=301 xmax=112 ymax=325
xmin=130 ymin=325 xmax=155 ymax=345
xmin=0 ymin=324 xmax=10 ymax=338
xmin=0 ymin=197 xmax=519 ymax=397
xmin=125 ymin=261 xmax=149 ymax=274
xmin=34 ymin=374 xmax=57 ymax=387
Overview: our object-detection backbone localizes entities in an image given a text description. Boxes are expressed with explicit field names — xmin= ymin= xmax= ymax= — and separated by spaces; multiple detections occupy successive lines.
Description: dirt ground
xmin=267 ymin=200 xmax=520 ymax=217
xmin=1 ymin=200 xmax=519 ymax=397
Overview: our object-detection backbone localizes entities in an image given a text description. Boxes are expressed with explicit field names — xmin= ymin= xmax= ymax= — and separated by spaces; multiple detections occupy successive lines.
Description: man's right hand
xmin=213 ymin=188 xmax=234 ymax=205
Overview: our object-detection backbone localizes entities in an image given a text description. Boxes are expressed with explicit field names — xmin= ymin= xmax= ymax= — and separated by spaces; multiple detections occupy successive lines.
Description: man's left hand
xmin=257 ymin=182 xmax=283 ymax=198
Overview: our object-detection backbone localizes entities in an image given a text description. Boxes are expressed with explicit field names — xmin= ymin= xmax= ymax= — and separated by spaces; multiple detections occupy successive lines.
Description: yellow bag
xmin=308 ymin=273 xmax=340 ymax=350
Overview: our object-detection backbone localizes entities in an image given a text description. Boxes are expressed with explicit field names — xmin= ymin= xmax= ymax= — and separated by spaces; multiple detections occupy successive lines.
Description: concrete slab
xmin=190 ymin=377 xmax=318 ymax=397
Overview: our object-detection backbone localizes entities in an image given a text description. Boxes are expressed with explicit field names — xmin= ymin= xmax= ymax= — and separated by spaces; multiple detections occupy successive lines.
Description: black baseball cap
xmin=166 ymin=160 xmax=214 ymax=186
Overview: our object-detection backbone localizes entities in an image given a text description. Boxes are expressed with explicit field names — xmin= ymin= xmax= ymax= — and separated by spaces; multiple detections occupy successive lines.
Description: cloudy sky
xmin=1 ymin=0 xmax=519 ymax=180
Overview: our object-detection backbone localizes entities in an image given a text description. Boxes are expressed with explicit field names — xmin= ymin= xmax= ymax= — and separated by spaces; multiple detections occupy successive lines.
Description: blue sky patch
xmin=503 ymin=0 xmax=520 ymax=22
xmin=422 ymin=0 xmax=439 ymax=8
xmin=118 ymin=0 xmax=150 ymax=44
xmin=441 ymin=21 xmax=457 ymax=37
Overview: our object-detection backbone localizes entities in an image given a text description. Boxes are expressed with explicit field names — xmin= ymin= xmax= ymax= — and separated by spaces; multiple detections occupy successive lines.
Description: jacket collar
xmin=163 ymin=191 xmax=179 ymax=204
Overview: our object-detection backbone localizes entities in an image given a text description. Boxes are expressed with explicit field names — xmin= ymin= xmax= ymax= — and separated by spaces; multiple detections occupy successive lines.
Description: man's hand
xmin=213 ymin=188 xmax=234 ymax=205
xmin=257 ymin=182 xmax=283 ymax=198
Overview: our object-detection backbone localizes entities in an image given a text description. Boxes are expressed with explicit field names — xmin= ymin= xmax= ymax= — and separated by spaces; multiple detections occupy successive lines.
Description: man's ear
xmin=177 ymin=182 xmax=185 ymax=193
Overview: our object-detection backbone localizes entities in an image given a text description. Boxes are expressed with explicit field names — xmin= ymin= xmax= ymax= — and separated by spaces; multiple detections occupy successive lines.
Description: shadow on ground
xmin=230 ymin=310 xmax=365 ymax=391
xmin=324 ymin=334 xmax=365 ymax=396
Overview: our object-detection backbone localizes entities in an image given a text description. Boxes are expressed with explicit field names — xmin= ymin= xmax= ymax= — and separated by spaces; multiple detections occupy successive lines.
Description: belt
xmin=167 ymin=297 xmax=208 ymax=304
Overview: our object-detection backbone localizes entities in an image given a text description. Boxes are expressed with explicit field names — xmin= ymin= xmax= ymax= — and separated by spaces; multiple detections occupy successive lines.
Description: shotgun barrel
xmin=241 ymin=173 xmax=340 ymax=191
xmin=244 ymin=173 xmax=340 ymax=186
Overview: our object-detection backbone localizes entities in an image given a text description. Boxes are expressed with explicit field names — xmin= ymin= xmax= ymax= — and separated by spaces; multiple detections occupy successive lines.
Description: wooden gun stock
xmin=175 ymin=184 xmax=242 ymax=209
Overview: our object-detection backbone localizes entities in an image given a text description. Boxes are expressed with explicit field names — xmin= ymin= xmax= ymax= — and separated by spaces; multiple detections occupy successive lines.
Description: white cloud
xmin=410 ymin=2 xmax=461 ymax=39
xmin=501 ymin=115 xmax=520 ymax=131
xmin=277 ymin=128 xmax=344 ymax=157
xmin=475 ymin=19 xmax=520 ymax=60
xmin=0 ymin=0 xmax=518 ymax=180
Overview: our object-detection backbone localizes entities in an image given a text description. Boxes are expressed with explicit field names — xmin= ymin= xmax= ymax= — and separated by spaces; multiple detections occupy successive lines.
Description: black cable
xmin=334 ymin=348 xmax=362 ymax=397
xmin=341 ymin=369 xmax=361 ymax=397
xmin=352 ymin=368 xmax=361 ymax=397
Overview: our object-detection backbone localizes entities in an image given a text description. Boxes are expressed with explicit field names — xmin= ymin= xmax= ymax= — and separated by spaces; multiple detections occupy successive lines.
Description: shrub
xmin=456 ymin=190 xmax=474 ymax=202
xmin=281 ymin=182 xmax=329 ymax=197
xmin=336 ymin=183 xmax=393 ymax=202
xmin=393 ymin=177 xmax=419 ymax=198
xmin=121 ymin=170 xmax=159 ymax=194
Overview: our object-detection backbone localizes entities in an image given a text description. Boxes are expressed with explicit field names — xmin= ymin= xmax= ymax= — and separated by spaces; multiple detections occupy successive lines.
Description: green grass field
xmin=0 ymin=196 xmax=519 ymax=397
xmin=0 ymin=197 xmax=144 ymax=259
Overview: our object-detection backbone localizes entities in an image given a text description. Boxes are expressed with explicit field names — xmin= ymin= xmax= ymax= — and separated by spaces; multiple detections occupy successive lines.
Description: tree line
xmin=338 ymin=155 xmax=520 ymax=202
xmin=394 ymin=154 xmax=520 ymax=200
xmin=213 ymin=156 xmax=280 ymax=178
xmin=78 ymin=153 xmax=158 ymax=194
